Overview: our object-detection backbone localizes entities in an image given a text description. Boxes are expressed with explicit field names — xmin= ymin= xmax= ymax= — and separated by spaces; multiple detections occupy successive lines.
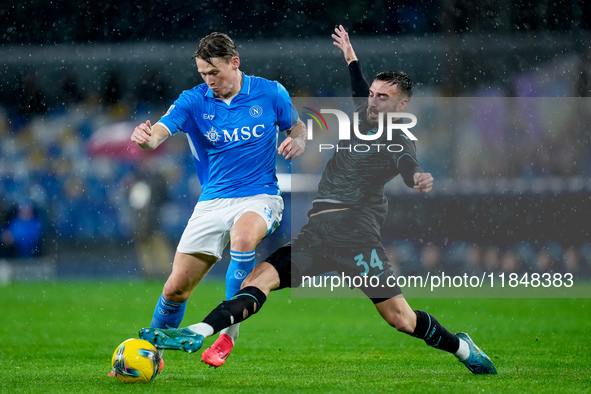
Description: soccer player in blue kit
xmin=130 ymin=32 xmax=307 ymax=369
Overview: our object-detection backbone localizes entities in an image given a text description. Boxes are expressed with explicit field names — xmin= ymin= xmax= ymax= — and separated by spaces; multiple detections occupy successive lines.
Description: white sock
xmin=157 ymin=349 xmax=164 ymax=358
xmin=454 ymin=338 xmax=470 ymax=361
xmin=220 ymin=323 xmax=240 ymax=344
xmin=188 ymin=322 xmax=214 ymax=338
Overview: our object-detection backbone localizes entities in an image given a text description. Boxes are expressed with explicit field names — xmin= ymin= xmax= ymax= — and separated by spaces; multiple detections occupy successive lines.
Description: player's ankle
xmin=454 ymin=338 xmax=470 ymax=361
xmin=188 ymin=322 xmax=214 ymax=338
xmin=220 ymin=324 xmax=240 ymax=343
xmin=219 ymin=333 xmax=236 ymax=345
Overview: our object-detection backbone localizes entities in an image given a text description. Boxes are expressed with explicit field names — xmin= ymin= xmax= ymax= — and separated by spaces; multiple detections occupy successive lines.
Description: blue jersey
xmin=158 ymin=73 xmax=297 ymax=201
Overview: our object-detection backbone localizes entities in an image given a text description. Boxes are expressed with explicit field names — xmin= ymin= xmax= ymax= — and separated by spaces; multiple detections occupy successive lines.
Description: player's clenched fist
xmin=131 ymin=120 xmax=153 ymax=145
xmin=413 ymin=172 xmax=434 ymax=194
xmin=278 ymin=137 xmax=305 ymax=160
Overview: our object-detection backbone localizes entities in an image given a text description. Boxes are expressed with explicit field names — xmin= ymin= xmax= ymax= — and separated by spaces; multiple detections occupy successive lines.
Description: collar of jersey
xmin=205 ymin=73 xmax=251 ymax=99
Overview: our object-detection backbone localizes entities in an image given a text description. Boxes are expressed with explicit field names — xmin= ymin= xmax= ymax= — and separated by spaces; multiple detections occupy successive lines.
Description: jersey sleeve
xmin=157 ymin=92 xmax=195 ymax=135
xmin=392 ymin=133 xmax=423 ymax=188
xmin=348 ymin=61 xmax=370 ymax=110
xmin=274 ymin=82 xmax=299 ymax=132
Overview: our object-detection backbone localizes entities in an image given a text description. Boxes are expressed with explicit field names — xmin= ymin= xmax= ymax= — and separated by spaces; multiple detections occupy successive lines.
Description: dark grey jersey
xmin=314 ymin=111 xmax=419 ymax=208
xmin=313 ymin=61 xmax=421 ymax=219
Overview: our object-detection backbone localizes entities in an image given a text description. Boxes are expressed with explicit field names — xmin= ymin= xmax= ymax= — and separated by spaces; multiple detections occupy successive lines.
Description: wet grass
xmin=1 ymin=280 xmax=589 ymax=393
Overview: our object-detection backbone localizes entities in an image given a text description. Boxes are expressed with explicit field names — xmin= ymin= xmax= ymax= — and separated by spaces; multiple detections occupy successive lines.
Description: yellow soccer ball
xmin=111 ymin=338 xmax=161 ymax=383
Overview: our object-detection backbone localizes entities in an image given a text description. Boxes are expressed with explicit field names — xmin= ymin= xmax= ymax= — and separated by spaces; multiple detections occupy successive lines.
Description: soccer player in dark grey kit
xmin=140 ymin=25 xmax=497 ymax=375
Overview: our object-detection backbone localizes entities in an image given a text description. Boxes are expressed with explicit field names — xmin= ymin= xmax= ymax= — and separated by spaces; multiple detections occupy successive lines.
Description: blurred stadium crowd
xmin=386 ymin=240 xmax=591 ymax=280
xmin=0 ymin=76 xmax=193 ymax=257
xmin=1 ymin=0 xmax=590 ymax=280
xmin=2 ymin=0 xmax=588 ymax=43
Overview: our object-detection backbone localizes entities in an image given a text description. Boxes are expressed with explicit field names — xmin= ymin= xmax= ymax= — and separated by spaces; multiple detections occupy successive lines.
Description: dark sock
xmin=202 ymin=286 xmax=267 ymax=334
xmin=411 ymin=310 xmax=460 ymax=353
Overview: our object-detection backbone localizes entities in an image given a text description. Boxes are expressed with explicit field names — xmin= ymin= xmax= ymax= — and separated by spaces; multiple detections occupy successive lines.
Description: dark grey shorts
xmin=265 ymin=209 xmax=402 ymax=300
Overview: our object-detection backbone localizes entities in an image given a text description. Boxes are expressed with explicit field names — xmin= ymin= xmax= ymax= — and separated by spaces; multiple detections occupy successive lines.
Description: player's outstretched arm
xmin=131 ymin=120 xmax=170 ymax=150
xmin=413 ymin=172 xmax=434 ymax=193
xmin=332 ymin=25 xmax=358 ymax=64
xmin=278 ymin=118 xmax=307 ymax=160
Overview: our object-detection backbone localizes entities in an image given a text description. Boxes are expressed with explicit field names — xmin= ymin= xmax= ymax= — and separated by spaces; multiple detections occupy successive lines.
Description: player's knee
xmin=230 ymin=232 xmax=258 ymax=252
xmin=162 ymin=281 xmax=191 ymax=303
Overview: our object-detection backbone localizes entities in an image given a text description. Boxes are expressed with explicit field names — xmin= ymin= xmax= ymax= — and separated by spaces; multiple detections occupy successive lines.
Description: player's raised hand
xmin=332 ymin=25 xmax=358 ymax=64
xmin=131 ymin=120 xmax=153 ymax=145
xmin=278 ymin=137 xmax=305 ymax=160
xmin=413 ymin=172 xmax=434 ymax=194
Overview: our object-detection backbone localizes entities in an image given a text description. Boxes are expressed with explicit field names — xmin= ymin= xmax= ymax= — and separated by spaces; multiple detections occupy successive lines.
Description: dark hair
xmin=194 ymin=32 xmax=239 ymax=65
xmin=374 ymin=70 xmax=413 ymax=98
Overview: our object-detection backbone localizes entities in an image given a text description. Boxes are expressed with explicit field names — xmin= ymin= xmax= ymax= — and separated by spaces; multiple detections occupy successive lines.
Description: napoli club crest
xmin=249 ymin=105 xmax=263 ymax=118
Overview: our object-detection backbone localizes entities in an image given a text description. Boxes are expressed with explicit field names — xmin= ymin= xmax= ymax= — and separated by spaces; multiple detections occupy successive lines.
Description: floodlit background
xmin=0 ymin=0 xmax=590 ymax=283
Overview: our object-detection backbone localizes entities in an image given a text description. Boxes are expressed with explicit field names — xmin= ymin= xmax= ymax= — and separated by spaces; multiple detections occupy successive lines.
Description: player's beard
xmin=366 ymin=106 xmax=379 ymax=123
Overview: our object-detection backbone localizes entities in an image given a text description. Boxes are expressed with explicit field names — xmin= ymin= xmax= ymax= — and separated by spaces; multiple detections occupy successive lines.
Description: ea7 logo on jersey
xmin=222 ymin=124 xmax=265 ymax=142
xmin=203 ymin=114 xmax=215 ymax=120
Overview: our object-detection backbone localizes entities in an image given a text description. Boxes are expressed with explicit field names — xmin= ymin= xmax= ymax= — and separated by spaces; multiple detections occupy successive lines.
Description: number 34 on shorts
xmin=354 ymin=249 xmax=385 ymax=276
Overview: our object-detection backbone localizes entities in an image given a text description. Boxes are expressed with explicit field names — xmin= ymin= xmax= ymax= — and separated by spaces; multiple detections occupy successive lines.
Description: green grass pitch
xmin=1 ymin=280 xmax=589 ymax=393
